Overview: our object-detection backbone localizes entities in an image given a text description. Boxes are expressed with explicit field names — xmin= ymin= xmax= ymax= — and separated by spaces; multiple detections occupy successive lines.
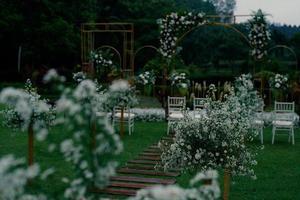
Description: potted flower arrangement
xmin=269 ymin=73 xmax=289 ymax=101
xmin=136 ymin=71 xmax=156 ymax=96
xmin=90 ymin=49 xmax=115 ymax=81
xmin=169 ymin=71 xmax=190 ymax=96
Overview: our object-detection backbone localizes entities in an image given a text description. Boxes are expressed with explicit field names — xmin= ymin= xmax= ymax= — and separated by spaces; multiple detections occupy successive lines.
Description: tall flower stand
xmin=120 ymin=107 xmax=124 ymax=138
xmin=144 ymin=85 xmax=153 ymax=96
xmin=223 ymin=170 xmax=231 ymax=200
xmin=272 ymin=89 xmax=284 ymax=102
xmin=28 ymin=122 xmax=34 ymax=166
xmin=178 ymin=87 xmax=188 ymax=97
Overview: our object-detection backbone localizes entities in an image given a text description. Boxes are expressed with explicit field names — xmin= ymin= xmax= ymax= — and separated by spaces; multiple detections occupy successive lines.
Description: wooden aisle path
xmin=97 ymin=136 xmax=180 ymax=198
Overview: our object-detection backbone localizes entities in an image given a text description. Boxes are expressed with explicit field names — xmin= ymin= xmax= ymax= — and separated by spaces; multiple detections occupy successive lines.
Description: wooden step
xmin=128 ymin=160 xmax=158 ymax=165
xmin=95 ymin=187 xmax=136 ymax=196
xmin=125 ymin=164 xmax=156 ymax=170
xmin=137 ymin=156 xmax=161 ymax=161
xmin=125 ymin=164 xmax=182 ymax=173
xmin=117 ymin=168 xmax=180 ymax=177
xmin=109 ymin=181 xmax=154 ymax=189
xmin=140 ymin=152 xmax=161 ymax=156
xmin=143 ymin=149 xmax=161 ymax=153
xmin=150 ymin=145 xmax=159 ymax=148
xmin=111 ymin=176 xmax=176 ymax=185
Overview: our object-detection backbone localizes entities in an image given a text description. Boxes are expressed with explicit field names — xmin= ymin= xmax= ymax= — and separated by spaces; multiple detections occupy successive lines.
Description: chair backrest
xmin=274 ymin=101 xmax=295 ymax=113
xmin=194 ymin=98 xmax=208 ymax=111
xmin=274 ymin=101 xmax=295 ymax=121
xmin=113 ymin=106 xmax=132 ymax=118
xmin=168 ymin=96 xmax=186 ymax=114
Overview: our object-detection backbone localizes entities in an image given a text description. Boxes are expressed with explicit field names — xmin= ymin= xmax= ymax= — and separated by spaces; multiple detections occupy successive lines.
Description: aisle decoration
xmin=54 ymin=78 xmax=123 ymax=199
xmin=160 ymin=74 xmax=260 ymax=199
xmin=130 ymin=170 xmax=220 ymax=200
xmin=0 ymin=79 xmax=55 ymax=165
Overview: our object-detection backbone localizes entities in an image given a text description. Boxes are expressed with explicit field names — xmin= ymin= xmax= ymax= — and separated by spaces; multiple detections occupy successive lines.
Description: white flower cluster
xmin=104 ymin=79 xmax=138 ymax=110
xmin=269 ymin=73 xmax=289 ymax=90
xmin=248 ymin=9 xmax=271 ymax=60
xmin=235 ymin=74 xmax=261 ymax=111
xmin=0 ymin=80 xmax=54 ymax=140
xmin=170 ymin=72 xmax=190 ymax=88
xmin=158 ymin=12 xmax=206 ymax=58
xmin=0 ymin=155 xmax=47 ymax=200
xmin=55 ymin=79 xmax=123 ymax=199
xmin=132 ymin=108 xmax=165 ymax=122
xmin=130 ymin=170 xmax=220 ymax=200
xmin=72 ymin=71 xmax=86 ymax=83
xmin=160 ymin=95 xmax=258 ymax=179
xmin=90 ymin=49 xmax=114 ymax=69
xmin=137 ymin=71 xmax=156 ymax=85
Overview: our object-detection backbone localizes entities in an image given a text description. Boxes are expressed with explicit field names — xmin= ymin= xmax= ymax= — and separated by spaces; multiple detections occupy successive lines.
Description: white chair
xmin=252 ymin=102 xmax=265 ymax=144
xmin=167 ymin=96 xmax=186 ymax=134
xmin=112 ymin=106 xmax=135 ymax=135
xmin=193 ymin=98 xmax=208 ymax=119
xmin=272 ymin=101 xmax=295 ymax=145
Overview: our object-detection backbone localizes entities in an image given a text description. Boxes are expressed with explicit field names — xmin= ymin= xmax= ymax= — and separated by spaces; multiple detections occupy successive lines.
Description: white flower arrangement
xmin=158 ymin=12 xmax=207 ymax=59
xmin=0 ymin=155 xmax=48 ymax=200
xmin=90 ymin=49 xmax=114 ymax=70
xmin=248 ymin=9 xmax=271 ymax=60
xmin=0 ymin=79 xmax=54 ymax=139
xmin=55 ymin=79 xmax=123 ymax=199
xmin=130 ymin=170 xmax=220 ymax=200
xmin=170 ymin=71 xmax=190 ymax=89
xmin=104 ymin=79 xmax=138 ymax=110
xmin=132 ymin=108 xmax=165 ymax=122
xmin=234 ymin=74 xmax=261 ymax=114
xmin=160 ymin=95 xmax=259 ymax=179
xmin=269 ymin=73 xmax=289 ymax=91
xmin=137 ymin=71 xmax=156 ymax=85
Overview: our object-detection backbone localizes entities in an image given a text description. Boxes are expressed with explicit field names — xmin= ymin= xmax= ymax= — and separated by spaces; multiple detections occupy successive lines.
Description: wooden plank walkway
xmin=97 ymin=135 xmax=179 ymax=197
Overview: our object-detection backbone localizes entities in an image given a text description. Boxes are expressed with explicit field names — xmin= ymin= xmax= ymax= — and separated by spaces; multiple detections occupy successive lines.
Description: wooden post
xmin=223 ymin=170 xmax=231 ymax=200
xmin=120 ymin=107 xmax=124 ymax=138
xmin=28 ymin=123 xmax=34 ymax=166
xmin=91 ymin=120 xmax=96 ymax=149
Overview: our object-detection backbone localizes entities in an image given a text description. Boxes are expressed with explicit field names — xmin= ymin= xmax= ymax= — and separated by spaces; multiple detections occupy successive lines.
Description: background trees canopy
xmin=0 ymin=0 xmax=299 ymax=81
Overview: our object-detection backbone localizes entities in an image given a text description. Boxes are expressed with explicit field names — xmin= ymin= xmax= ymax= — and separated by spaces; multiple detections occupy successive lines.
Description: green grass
xmin=0 ymin=113 xmax=300 ymax=199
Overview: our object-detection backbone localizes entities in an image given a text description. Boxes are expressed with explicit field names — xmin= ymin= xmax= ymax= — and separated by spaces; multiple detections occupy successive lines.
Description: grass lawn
xmin=0 ymin=113 xmax=300 ymax=199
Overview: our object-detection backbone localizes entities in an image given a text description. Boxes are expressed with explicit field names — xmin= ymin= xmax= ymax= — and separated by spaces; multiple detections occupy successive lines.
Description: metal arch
xmin=268 ymin=45 xmax=298 ymax=70
xmin=176 ymin=22 xmax=251 ymax=48
xmin=95 ymin=45 xmax=122 ymax=68
xmin=133 ymin=45 xmax=161 ymax=73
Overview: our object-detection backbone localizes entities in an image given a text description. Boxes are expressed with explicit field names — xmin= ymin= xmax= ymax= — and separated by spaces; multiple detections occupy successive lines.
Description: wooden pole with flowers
xmin=0 ymin=79 xmax=53 ymax=167
xmin=105 ymin=79 xmax=137 ymax=138
xmin=159 ymin=74 xmax=261 ymax=200
xmin=28 ymin=121 xmax=34 ymax=166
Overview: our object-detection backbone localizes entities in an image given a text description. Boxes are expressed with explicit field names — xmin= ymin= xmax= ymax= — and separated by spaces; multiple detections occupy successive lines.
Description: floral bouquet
xmin=170 ymin=71 xmax=190 ymax=88
xmin=90 ymin=49 xmax=114 ymax=69
xmin=137 ymin=71 xmax=156 ymax=85
xmin=269 ymin=74 xmax=289 ymax=91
